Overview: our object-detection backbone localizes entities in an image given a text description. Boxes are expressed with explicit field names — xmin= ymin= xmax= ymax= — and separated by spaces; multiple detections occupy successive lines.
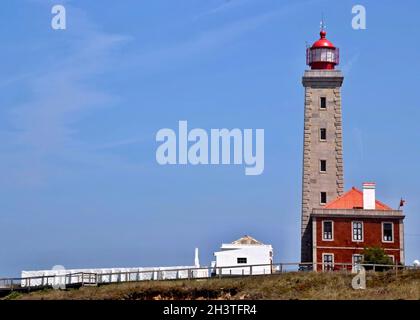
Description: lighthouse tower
xmin=301 ymin=28 xmax=344 ymax=263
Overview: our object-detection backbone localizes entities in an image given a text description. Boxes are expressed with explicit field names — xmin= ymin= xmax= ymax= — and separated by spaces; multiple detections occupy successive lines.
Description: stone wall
xmin=301 ymin=70 xmax=344 ymax=262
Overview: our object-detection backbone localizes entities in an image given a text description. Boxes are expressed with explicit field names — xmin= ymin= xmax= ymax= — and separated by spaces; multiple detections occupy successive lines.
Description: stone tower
xmin=301 ymin=29 xmax=344 ymax=263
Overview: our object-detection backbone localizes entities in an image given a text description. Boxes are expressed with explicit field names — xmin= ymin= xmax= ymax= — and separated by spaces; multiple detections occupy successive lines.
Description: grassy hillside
xmin=6 ymin=270 xmax=420 ymax=300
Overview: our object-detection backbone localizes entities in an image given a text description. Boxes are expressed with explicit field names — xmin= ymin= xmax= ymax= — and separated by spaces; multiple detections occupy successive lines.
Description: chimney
xmin=363 ymin=182 xmax=376 ymax=210
xmin=194 ymin=248 xmax=200 ymax=268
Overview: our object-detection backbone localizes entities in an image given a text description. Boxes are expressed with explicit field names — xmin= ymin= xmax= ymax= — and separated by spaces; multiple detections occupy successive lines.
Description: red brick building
xmin=311 ymin=182 xmax=405 ymax=271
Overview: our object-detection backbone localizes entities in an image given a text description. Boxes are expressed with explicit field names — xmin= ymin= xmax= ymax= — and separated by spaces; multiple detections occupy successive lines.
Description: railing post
xmin=250 ymin=266 xmax=253 ymax=275
xmin=218 ymin=268 xmax=222 ymax=279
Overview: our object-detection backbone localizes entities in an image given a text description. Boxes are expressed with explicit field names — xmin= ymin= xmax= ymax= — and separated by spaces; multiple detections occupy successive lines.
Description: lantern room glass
xmin=309 ymin=48 xmax=338 ymax=64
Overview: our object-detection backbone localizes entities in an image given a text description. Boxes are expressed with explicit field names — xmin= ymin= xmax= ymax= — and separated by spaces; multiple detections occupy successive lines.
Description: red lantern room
xmin=306 ymin=29 xmax=339 ymax=70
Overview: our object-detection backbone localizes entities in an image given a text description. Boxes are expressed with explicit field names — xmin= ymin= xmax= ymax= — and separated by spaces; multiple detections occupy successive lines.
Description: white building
xmin=212 ymin=236 xmax=273 ymax=276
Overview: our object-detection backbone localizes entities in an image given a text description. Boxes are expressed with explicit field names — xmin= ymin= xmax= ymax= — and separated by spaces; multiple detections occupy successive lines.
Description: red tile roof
xmin=324 ymin=187 xmax=392 ymax=210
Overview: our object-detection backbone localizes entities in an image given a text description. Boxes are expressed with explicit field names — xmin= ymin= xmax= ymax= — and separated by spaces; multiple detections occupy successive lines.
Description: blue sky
xmin=0 ymin=0 xmax=419 ymax=276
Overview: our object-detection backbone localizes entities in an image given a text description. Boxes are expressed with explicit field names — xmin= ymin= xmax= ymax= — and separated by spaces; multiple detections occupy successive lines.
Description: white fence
xmin=19 ymin=266 xmax=210 ymax=288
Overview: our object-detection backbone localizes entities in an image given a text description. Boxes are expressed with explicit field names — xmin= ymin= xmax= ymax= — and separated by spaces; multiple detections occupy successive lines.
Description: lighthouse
xmin=301 ymin=28 xmax=344 ymax=263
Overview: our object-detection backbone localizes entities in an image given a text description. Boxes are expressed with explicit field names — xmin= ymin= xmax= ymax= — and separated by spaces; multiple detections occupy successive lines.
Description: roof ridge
xmin=324 ymin=187 xmax=393 ymax=210
xmin=374 ymin=198 xmax=393 ymax=210
xmin=324 ymin=187 xmax=358 ymax=208
xmin=231 ymin=235 xmax=263 ymax=245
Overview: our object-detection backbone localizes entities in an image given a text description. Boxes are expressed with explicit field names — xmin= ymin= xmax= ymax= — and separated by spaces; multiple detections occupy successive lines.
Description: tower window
xmin=320 ymin=160 xmax=327 ymax=172
xmin=320 ymin=192 xmax=327 ymax=205
xmin=320 ymin=97 xmax=327 ymax=109
xmin=320 ymin=128 xmax=327 ymax=141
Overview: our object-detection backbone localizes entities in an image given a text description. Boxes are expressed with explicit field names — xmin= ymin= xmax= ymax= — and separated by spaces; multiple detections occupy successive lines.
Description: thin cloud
xmin=0 ymin=4 xmax=135 ymax=187
xmin=0 ymin=72 xmax=35 ymax=89
xmin=95 ymin=137 xmax=148 ymax=150
xmin=127 ymin=6 xmax=299 ymax=72
xmin=342 ymin=52 xmax=360 ymax=76
xmin=194 ymin=0 xmax=254 ymax=19
xmin=10 ymin=34 xmax=128 ymax=152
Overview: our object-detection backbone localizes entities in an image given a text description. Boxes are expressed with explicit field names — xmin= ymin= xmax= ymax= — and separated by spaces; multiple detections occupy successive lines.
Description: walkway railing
xmin=0 ymin=262 xmax=417 ymax=293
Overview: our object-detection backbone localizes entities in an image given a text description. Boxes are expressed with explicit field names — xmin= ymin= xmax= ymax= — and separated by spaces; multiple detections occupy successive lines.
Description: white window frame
xmin=322 ymin=220 xmax=334 ymax=241
xmin=387 ymin=255 xmax=395 ymax=263
xmin=352 ymin=221 xmax=364 ymax=242
xmin=382 ymin=222 xmax=394 ymax=243
xmin=322 ymin=253 xmax=334 ymax=271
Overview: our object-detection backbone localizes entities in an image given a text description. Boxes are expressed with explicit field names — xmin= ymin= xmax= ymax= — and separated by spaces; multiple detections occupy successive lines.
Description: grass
xmin=7 ymin=270 xmax=420 ymax=300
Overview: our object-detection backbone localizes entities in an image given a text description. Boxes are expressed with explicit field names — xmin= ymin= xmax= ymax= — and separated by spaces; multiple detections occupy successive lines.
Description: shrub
xmin=362 ymin=247 xmax=394 ymax=271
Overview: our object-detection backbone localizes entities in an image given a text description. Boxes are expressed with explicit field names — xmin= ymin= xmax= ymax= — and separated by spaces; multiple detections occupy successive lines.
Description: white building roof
xmin=231 ymin=235 xmax=264 ymax=245
xmin=216 ymin=235 xmax=272 ymax=252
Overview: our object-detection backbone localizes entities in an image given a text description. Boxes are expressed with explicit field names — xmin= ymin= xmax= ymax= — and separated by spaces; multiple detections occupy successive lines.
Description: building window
xmin=382 ymin=222 xmax=394 ymax=242
xmin=388 ymin=255 xmax=395 ymax=263
xmin=320 ymin=128 xmax=327 ymax=141
xmin=352 ymin=221 xmax=363 ymax=241
xmin=237 ymin=258 xmax=247 ymax=264
xmin=352 ymin=254 xmax=364 ymax=272
xmin=322 ymin=254 xmax=334 ymax=271
xmin=320 ymin=97 xmax=327 ymax=109
xmin=320 ymin=192 xmax=327 ymax=205
xmin=352 ymin=254 xmax=363 ymax=265
xmin=320 ymin=159 xmax=327 ymax=172
xmin=322 ymin=221 xmax=333 ymax=240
